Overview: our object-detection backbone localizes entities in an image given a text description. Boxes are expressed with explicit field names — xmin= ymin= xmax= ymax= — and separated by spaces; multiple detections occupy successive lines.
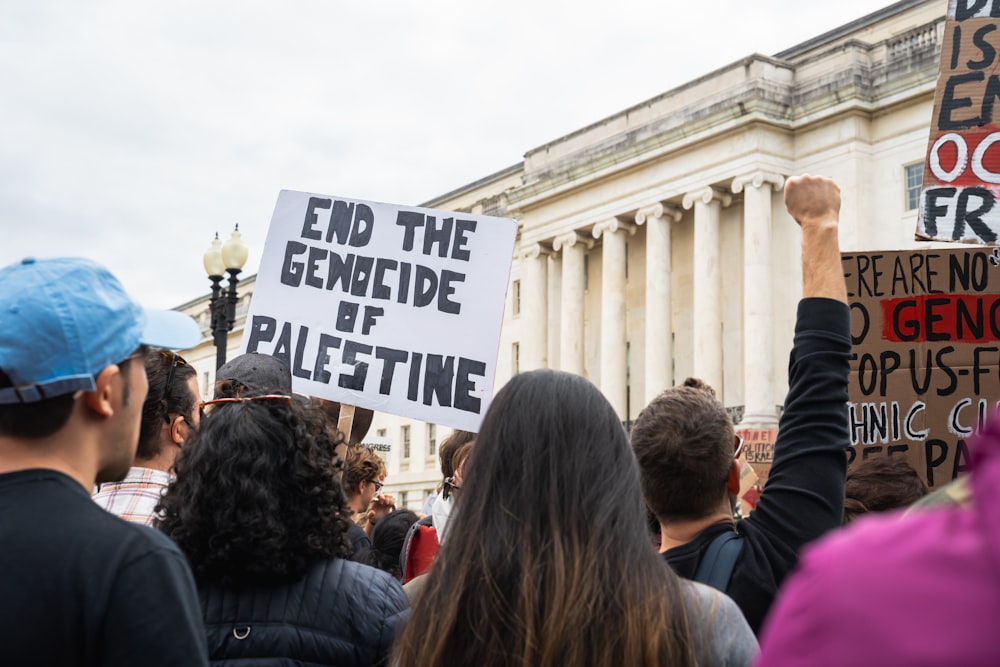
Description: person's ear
xmin=169 ymin=415 xmax=187 ymax=445
xmin=83 ymin=365 xmax=119 ymax=417
xmin=726 ymin=459 xmax=741 ymax=496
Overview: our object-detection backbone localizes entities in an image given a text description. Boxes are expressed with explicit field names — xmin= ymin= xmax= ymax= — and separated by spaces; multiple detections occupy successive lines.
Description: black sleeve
xmin=746 ymin=298 xmax=851 ymax=570
xmin=102 ymin=543 xmax=209 ymax=666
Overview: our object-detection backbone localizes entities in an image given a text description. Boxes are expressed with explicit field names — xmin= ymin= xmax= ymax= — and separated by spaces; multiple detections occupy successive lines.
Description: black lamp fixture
xmin=203 ymin=225 xmax=249 ymax=370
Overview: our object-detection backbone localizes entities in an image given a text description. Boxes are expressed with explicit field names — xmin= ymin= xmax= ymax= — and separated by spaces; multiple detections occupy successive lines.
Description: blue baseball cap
xmin=0 ymin=257 xmax=201 ymax=404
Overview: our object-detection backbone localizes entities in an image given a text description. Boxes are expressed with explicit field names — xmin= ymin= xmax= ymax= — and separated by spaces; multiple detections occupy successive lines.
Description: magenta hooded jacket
xmin=757 ymin=417 xmax=1000 ymax=667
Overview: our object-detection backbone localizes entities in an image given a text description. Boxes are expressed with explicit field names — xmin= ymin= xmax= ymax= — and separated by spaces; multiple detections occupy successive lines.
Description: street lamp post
xmin=203 ymin=225 xmax=249 ymax=370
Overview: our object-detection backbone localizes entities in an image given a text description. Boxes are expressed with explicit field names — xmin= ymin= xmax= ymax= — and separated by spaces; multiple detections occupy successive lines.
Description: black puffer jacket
xmin=200 ymin=558 xmax=409 ymax=666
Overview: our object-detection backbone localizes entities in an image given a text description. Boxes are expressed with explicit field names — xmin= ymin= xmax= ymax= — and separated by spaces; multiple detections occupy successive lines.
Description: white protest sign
xmin=242 ymin=190 xmax=517 ymax=432
xmin=359 ymin=435 xmax=393 ymax=465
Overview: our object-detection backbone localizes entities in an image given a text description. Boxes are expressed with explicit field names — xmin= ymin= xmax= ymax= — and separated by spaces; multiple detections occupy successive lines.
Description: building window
xmin=401 ymin=425 xmax=411 ymax=459
xmin=905 ymin=163 xmax=923 ymax=210
xmin=512 ymin=279 xmax=521 ymax=316
xmin=399 ymin=490 xmax=408 ymax=509
xmin=427 ymin=424 xmax=437 ymax=457
xmin=512 ymin=342 xmax=520 ymax=375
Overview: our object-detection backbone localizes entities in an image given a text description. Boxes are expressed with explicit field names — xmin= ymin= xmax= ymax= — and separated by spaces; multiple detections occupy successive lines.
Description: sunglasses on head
xmin=160 ymin=350 xmax=189 ymax=388
xmin=199 ymin=394 xmax=294 ymax=413
xmin=158 ymin=350 xmax=190 ymax=424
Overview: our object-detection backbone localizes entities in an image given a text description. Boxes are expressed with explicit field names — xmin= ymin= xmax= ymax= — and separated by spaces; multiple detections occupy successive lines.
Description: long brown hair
xmin=393 ymin=370 xmax=695 ymax=667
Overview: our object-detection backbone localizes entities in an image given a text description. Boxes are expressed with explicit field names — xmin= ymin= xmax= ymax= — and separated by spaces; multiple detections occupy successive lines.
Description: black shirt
xmin=348 ymin=519 xmax=372 ymax=553
xmin=0 ymin=468 xmax=208 ymax=666
xmin=663 ymin=298 xmax=852 ymax=634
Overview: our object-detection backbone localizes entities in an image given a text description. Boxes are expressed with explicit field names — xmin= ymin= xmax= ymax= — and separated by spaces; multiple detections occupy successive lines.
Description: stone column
xmin=519 ymin=242 xmax=552 ymax=371
xmin=592 ymin=218 xmax=636 ymax=417
xmin=547 ymin=252 xmax=561 ymax=370
xmin=635 ymin=203 xmax=681 ymax=403
xmin=732 ymin=171 xmax=784 ymax=429
xmin=682 ymin=186 xmax=731 ymax=394
xmin=553 ymin=231 xmax=593 ymax=376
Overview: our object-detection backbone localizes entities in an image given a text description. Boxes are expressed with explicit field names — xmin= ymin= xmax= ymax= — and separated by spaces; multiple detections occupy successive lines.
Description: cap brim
xmin=140 ymin=308 xmax=201 ymax=350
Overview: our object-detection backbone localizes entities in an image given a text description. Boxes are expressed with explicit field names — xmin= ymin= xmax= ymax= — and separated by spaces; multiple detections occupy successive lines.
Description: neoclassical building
xmin=178 ymin=0 xmax=947 ymax=510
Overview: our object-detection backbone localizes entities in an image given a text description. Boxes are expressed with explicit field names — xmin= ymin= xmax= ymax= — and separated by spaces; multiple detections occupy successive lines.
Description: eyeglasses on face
xmin=199 ymin=394 xmax=294 ymax=412
xmin=371 ymin=480 xmax=384 ymax=494
xmin=442 ymin=476 xmax=461 ymax=499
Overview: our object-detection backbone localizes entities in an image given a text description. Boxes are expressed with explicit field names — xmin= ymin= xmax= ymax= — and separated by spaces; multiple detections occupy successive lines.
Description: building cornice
xmin=506 ymin=16 xmax=942 ymax=212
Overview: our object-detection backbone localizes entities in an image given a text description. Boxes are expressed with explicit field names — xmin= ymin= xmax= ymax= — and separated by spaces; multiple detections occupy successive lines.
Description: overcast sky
xmin=1 ymin=0 xmax=903 ymax=308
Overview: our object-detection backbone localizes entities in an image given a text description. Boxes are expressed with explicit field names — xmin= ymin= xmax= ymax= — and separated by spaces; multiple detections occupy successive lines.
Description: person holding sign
xmin=631 ymin=174 xmax=852 ymax=634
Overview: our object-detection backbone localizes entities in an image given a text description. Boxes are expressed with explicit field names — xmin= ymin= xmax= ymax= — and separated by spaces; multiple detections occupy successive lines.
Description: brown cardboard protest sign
xmin=843 ymin=247 xmax=1000 ymax=488
xmin=736 ymin=451 xmax=760 ymax=516
xmin=735 ymin=427 xmax=777 ymax=485
xmin=917 ymin=4 xmax=1000 ymax=244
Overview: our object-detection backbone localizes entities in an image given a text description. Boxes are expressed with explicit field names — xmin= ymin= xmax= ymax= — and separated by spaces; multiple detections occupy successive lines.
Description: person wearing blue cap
xmin=0 ymin=257 xmax=209 ymax=666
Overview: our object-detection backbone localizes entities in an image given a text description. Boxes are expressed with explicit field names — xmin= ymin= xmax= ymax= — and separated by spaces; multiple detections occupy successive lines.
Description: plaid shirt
xmin=92 ymin=467 xmax=173 ymax=526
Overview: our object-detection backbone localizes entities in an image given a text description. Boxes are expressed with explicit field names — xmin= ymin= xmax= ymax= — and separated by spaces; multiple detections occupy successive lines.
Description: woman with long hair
xmin=393 ymin=369 xmax=756 ymax=667
xmin=158 ymin=395 xmax=407 ymax=666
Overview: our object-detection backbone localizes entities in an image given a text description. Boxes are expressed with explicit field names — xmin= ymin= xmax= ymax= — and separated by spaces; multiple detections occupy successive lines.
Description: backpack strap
xmin=693 ymin=530 xmax=744 ymax=592
xmin=400 ymin=515 xmax=438 ymax=583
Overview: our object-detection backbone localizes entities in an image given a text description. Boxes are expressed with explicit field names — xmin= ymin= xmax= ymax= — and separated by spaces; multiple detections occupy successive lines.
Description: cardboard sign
xmin=843 ymin=247 xmax=1000 ymax=488
xmin=736 ymin=452 xmax=760 ymax=516
xmin=243 ymin=191 xmax=517 ymax=432
xmin=736 ymin=427 xmax=778 ymax=485
xmin=917 ymin=2 xmax=1000 ymax=244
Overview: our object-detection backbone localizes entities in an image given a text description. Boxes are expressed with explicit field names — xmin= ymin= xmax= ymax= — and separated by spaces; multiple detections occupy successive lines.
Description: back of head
xmin=438 ymin=429 xmax=476 ymax=480
xmin=214 ymin=352 xmax=292 ymax=398
xmin=844 ymin=456 xmax=928 ymax=524
xmin=395 ymin=369 xmax=694 ymax=667
xmin=355 ymin=509 xmax=419 ymax=579
xmin=631 ymin=378 xmax=735 ymax=521
xmin=136 ymin=350 xmax=198 ymax=460
xmin=157 ymin=397 xmax=351 ymax=586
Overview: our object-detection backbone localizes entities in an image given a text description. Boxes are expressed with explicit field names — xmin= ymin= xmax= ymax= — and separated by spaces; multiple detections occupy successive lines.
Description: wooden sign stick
xmin=337 ymin=403 xmax=356 ymax=444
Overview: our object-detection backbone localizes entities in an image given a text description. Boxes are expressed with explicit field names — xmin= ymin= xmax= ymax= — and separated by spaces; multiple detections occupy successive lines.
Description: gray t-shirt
xmin=683 ymin=580 xmax=759 ymax=666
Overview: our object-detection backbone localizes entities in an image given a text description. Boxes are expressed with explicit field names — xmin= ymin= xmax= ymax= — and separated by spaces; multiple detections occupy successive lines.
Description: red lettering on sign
xmin=881 ymin=294 xmax=1000 ymax=343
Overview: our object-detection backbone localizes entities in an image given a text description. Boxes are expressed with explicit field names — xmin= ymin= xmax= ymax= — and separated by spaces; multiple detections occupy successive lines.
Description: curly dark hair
xmin=156 ymin=397 xmax=353 ymax=586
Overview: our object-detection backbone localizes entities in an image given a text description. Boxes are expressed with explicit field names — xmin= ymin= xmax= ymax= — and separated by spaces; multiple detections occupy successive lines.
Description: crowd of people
xmin=1 ymin=174 xmax=998 ymax=665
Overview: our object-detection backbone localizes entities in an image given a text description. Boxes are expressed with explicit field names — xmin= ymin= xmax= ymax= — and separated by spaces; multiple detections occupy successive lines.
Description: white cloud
xmin=1 ymin=0 xmax=900 ymax=307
